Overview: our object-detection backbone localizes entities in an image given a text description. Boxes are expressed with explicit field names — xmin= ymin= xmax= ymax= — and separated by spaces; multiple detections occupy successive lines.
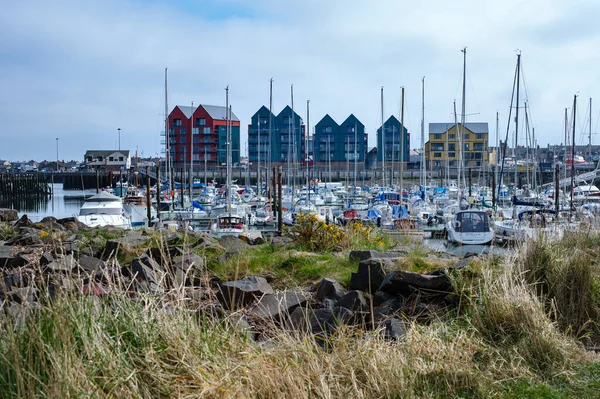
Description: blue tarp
xmin=392 ymin=205 xmax=409 ymax=218
xmin=367 ymin=209 xmax=383 ymax=221
xmin=192 ymin=201 xmax=205 ymax=210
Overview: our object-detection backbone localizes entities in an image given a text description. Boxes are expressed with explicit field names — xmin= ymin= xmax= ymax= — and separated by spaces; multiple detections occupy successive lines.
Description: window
xmin=180 ymin=137 xmax=186 ymax=143
xmin=181 ymin=146 xmax=186 ymax=154
xmin=432 ymin=144 xmax=444 ymax=151
xmin=449 ymin=134 xmax=455 ymax=139
xmin=464 ymin=134 xmax=470 ymax=140
xmin=204 ymin=127 xmax=211 ymax=134
xmin=448 ymin=143 xmax=455 ymax=151
xmin=474 ymin=143 xmax=485 ymax=151
xmin=98 ymin=156 xmax=103 ymax=161
xmin=193 ymin=128 xmax=199 ymax=134
xmin=348 ymin=126 xmax=355 ymax=133
xmin=109 ymin=157 xmax=114 ymax=162
xmin=180 ymin=127 xmax=186 ymax=135
xmin=476 ymin=133 xmax=485 ymax=139
xmin=87 ymin=157 xmax=92 ymax=162
xmin=323 ymin=126 xmax=332 ymax=133
xmin=434 ymin=134 xmax=442 ymax=140
xmin=174 ymin=119 xmax=182 ymax=127
xmin=119 ymin=157 xmax=123 ymax=162
xmin=196 ymin=118 xmax=206 ymax=126
xmin=464 ymin=143 xmax=470 ymax=151
xmin=434 ymin=152 xmax=442 ymax=158
xmin=448 ymin=152 xmax=456 ymax=158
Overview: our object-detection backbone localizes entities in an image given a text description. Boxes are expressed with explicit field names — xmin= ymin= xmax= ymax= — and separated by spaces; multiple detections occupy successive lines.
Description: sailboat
xmin=211 ymin=87 xmax=247 ymax=237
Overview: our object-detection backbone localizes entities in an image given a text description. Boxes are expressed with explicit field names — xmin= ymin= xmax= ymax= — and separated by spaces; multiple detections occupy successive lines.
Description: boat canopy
xmin=392 ymin=205 xmax=409 ymax=218
xmin=455 ymin=211 xmax=490 ymax=233
xmin=86 ymin=191 xmax=121 ymax=202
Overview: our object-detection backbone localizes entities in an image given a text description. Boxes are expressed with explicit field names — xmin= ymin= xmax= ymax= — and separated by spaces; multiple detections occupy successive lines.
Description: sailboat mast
xmin=445 ymin=125 xmax=449 ymax=187
xmin=571 ymin=95 xmax=577 ymax=209
xmin=381 ymin=87 xmax=385 ymax=187
xmin=257 ymin=100 xmax=261 ymax=197
xmin=268 ymin=78 xmax=273 ymax=200
xmin=460 ymin=48 xmax=467 ymax=193
xmin=164 ymin=67 xmax=170 ymax=190
xmin=454 ymin=101 xmax=460 ymax=192
xmin=421 ymin=77 xmax=426 ymax=191
xmin=287 ymin=85 xmax=293 ymax=189
xmin=589 ymin=97 xmax=593 ymax=161
xmin=291 ymin=85 xmax=295 ymax=202
xmin=354 ymin=121 xmax=358 ymax=189
xmin=225 ymin=86 xmax=231 ymax=215
xmin=514 ymin=52 xmax=521 ymax=196
xmin=306 ymin=100 xmax=310 ymax=203
xmin=564 ymin=107 xmax=568 ymax=182
xmin=189 ymin=100 xmax=194 ymax=201
xmin=495 ymin=111 xmax=499 ymax=196
xmin=400 ymin=87 xmax=405 ymax=202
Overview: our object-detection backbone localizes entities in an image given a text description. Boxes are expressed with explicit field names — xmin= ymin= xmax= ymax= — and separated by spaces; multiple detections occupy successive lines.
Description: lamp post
xmin=118 ymin=128 xmax=121 ymax=151
xmin=56 ymin=138 xmax=59 ymax=172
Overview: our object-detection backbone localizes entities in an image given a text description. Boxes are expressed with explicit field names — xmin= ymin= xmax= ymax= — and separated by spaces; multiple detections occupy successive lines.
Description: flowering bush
xmin=285 ymin=213 xmax=391 ymax=252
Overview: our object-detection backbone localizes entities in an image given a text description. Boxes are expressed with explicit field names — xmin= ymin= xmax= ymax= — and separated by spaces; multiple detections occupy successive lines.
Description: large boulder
xmin=292 ymin=306 xmax=354 ymax=337
xmin=217 ymin=276 xmax=274 ymax=310
xmin=381 ymin=318 xmax=410 ymax=340
xmin=35 ymin=217 xmax=66 ymax=232
xmin=13 ymin=215 xmax=32 ymax=228
xmin=250 ymin=290 xmax=307 ymax=320
xmin=315 ymin=278 xmax=346 ymax=301
xmin=335 ymin=290 xmax=368 ymax=311
xmin=77 ymin=255 xmax=106 ymax=275
xmin=0 ymin=209 xmax=18 ymax=222
xmin=101 ymin=236 xmax=151 ymax=259
xmin=44 ymin=254 xmax=77 ymax=273
xmin=373 ymin=298 xmax=403 ymax=320
xmin=123 ymin=254 xmax=165 ymax=293
xmin=0 ymin=247 xmax=18 ymax=268
xmin=350 ymin=258 xmax=393 ymax=294
xmin=171 ymin=253 xmax=205 ymax=286
xmin=5 ymin=232 xmax=42 ymax=246
xmin=349 ymin=250 xmax=406 ymax=262
xmin=378 ymin=270 xmax=453 ymax=297
xmin=239 ymin=231 xmax=265 ymax=246
xmin=57 ymin=217 xmax=88 ymax=231
xmin=218 ymin=236 xmax=250 ymax=255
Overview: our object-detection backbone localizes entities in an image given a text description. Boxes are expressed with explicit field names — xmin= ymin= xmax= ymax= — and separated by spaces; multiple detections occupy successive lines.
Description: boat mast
xmin=400 ymin=87 xmax=405 ymax=202
xmin=514 ymin=52 xmax=521 ymax=198
xmin=291 ymin=85 xmax=296 ymax=204
xmin=589 ymin=97 xmax=593 ymax=161
xmin=225 ymin=86 xmax=231 ymax=216
xmin=381 ymin=87 xmax=385 ymax=187
xmin=460 ymin=48 xmax=467 ymax=194
xmin=354 ymin=120 xmax=358 ymax=189
xmin=571 ymin=94 xmax=577 ymax=210
xmin=306 ymin=100 xmax=310 ymax=204
xmin=421 ymin=77 xmax=426 ymax=191
xmin=164 ymin=68 xmax=170 ymax=193
xmin=189 ymin=100 xmax=194 ymax=201
xmin=287 ymin=85 xmax=293 ymax=189
xmin=268 ymin=78 xmax=273 ymax=201
xmin=495 ymin=111 xmax=499 ymax=197
xmin=257 ymin=99 xmax=261 ymax=198
xmin=525 ymin=102 xmax=530 ymax=190
xmin=454 ymin=101 xmax=461 ymax=194
xmin=564 ymin=107 xmax=568 ymax=182
xmin=445 ymin=124 xmax=449 ymax=187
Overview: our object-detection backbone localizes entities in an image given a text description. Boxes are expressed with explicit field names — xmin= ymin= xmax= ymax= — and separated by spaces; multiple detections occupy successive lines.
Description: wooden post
xmin=278 ymin=166 xmax=283 ymax=234
xmin=181 ymin=168 xmax=185 ymax=208
xmin=96 ymin=170 xmax=99 ymax=193
xmin=468 ymin=168 xmax=472 ymax=197
xmin=272 ymin=167 xmax=277 ymax=221
xmin=491 ymin=172 xmax=496 ymax=209
xmin=554 ymin=163 xmax=559 ymax=216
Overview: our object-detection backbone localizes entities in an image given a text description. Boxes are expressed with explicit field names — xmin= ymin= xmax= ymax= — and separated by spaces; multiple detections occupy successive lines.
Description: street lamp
xmin=118 ymin=128 xmax=121 ymax=151
xmin=56 ymin=138 xmax=59 ymax=172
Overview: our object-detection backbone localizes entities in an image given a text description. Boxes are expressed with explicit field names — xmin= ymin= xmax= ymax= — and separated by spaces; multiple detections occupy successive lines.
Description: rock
xmin=230 ymin=314 xmax=255 ymax=341
xmin=269 ymin=236 xmax=293 ymax=248
xmin=102 ymin=236 xmax=151 ymax=259
xmin=35 ymin=217 xmax=66 ymax=232
xmin=350 ymin=258 xmax=393 ymax=294
xmin=0 ymin=209 xmax=18 ymax=222
xmin=218 ymin=236 xmax=250 ymax=254
xmin=381 ymin=318 xmax=409 ymax=340
xmin=0 ymin=273 xmax=24 ymax=296
xmin=315 ymin=278 xmax=346 ymax=301
xmin=349 ymin=250 xmax=406 ymax=262
xmin=45 ymin=254 xmax=77 ymax=273
xmin=124 ymin=254 xmax=165 ymax=292
xmin=335 ymin=290 xmax=367 ymax=311
xmin=13 ymin=214 xmax=32 ymax=228
xmin=372 ymin=291 xmax=396 ymax=306
xmin=239 ymin=231 xmax=265 ymax=246
xmin=373 ymin=298 xmax=403 ymax=320
xmin=250 ymin=291 xmax=307 ymax=320
xmin=57 ymin=217 xmax=88 ymax=231
xmin=217 ymin=276 xmax=274 ymax=310
xmin=78 ymin=255 xmax=106 ymax=275
xmin=5 ymin=232 xmax=42 ymax=246
xmin=6 ymin=287 xmax=38 ymax=305
xmin=321 ymin=298 xmax=337 ymax=310
xmin=47 ymin=275 xmax=76 ymax=298
xmin=378 ymin=270 xmax=453 ymax=297
xmin=39 ymin=251 xmax=55 ymax=266
xmin=165 ymin=233 xmax=182 ymax=246
xmin=171 ymin=253 xmax=205 ymax=286
xmin=0 ymin=246 xmax=18 ymax=268
xmin=309 ymin=306 xmax=354 ymax=336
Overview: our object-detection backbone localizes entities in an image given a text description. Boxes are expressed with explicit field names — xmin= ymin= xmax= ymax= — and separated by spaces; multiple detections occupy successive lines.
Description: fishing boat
xmin=446 ymin=210 xmax=494 ymax=245
xmin=77 ymin=191 xmax=131 ymax=229
xmin=123 ymin=194 xmax=158 ymax=227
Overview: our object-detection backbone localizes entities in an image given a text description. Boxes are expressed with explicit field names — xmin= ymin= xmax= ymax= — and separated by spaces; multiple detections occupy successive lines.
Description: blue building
xmin=376 ymin=115 xmax=410 ymax=163
xmin=314 ymin=114 xmax=367 ymax=163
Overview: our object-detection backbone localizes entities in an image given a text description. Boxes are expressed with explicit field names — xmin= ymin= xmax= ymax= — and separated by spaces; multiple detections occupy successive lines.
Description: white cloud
xmin=1 ymin=0 xmax=599 ymax=161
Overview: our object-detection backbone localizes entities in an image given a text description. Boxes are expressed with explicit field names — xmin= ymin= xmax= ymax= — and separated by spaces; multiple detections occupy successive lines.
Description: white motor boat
xmin=77 ymin=191 xmax=131 ymax=229
xmin=210 ymin=214 xmax=246 ymax=238
xmin=446 ymin=210 xmax=494 ymax=245
xmin=123 ymin=194 xmax=158 ymax=227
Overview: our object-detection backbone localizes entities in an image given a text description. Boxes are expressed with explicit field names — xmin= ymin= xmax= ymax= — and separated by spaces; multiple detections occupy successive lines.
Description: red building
xmin=167 ymin=104 xmax=241 ymax=167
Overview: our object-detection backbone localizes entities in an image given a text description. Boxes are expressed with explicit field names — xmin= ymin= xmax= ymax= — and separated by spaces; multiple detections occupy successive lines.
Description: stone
xmin=5 ymin=232 xmax=42 ymax=246
xmin=45 ymin=254 xmax=77 ymax=273
xmin=230 ymin=314 xmax=255 ymax=341
xmin=373 ymin=298 xmax=403 ymax=320
xmin=250 ymin=291 xmax=307 ymax=320
xmin=0 ymin=246 xmax=17 ymax=268
xmin=309 ymin=306 xmax=354 ymax=336
xmin=0 ymin=208 xmax=18 ymax=222
xmin=350 ymin=258 xmax=393 ymax=294
xmin=124 ymin=254 xmax=165 ymax=292
xmin=218 ymin=236 xmax=250 ymax=254
xmin=315 ymin=278 xmax=346 ymax=301
xmin=0 ymin=273 xmax=24 ymax=296
xmin=372 ymin=291 xmax=396 ymax=307
xmin=349 ymin=250 xmax=407 ymax=262
xmin=102 ymin=236 xmax=151 ymax=259
xmin=6 ymin=287 xmax=38 ymax=305
xmin=13 ymin=214 xmax=32 ymax=228
xmin=48 ymin=275 xmax=76 ymax=298
xmin=239 ymin=231 xmax=265 ymax=246
xmin=57 ymin=217 xmax=88 ymax=231
xmin=171 ymin=253 xmax=205 ymax=286
xmin=78 ymin=255 xmax=106 ymax=275
xmin=269 ymin=236 xmax=293 ymax=248
xmin=39 ymin=251 xmax=55 ymax=266
xmin=335 ymin=290 xmax=367 ymax=311
xmin=378 ymin=270 xmax=453 ymax=297
xmin=35 ymin=217 xmax=65 ymax=232
xmin=217 ymin=276 xmax=274 ymax=310
xmin=381 ymin=318 xmax=409 ymax=340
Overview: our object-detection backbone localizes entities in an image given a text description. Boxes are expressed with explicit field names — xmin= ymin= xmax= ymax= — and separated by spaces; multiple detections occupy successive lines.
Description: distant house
xmin=84 ymin=150 xmax=131 ymax=171
xmin=0 ymin=160 xmax=12 ymax=173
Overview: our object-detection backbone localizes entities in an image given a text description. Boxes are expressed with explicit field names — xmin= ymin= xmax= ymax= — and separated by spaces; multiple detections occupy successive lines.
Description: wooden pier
xmin=0 ymin=173 xmax=50 ymax=199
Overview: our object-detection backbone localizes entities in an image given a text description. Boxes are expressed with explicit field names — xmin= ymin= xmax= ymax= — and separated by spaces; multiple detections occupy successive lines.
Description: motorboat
xmin=446 ymin=210 xmax=494 ymax=245
xmin=123 ymin=194 xmax=158 ymax=227
xmin=211 ymin=214 xmax=246 ymax=238
xmin=77 ymin=191 xmax=131 ymax=229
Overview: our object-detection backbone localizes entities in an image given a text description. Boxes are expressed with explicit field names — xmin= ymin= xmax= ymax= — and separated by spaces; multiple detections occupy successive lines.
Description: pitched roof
xmin=340 ymin=114 xmax=365 ymax=127
xmin=201 ymin=104 xmax=240 ymax=122
xmin=315 ymin=114 xmax=338 ymax=126
xmin=429 ymin=122 xmax=488 ymax=134
xmin=84 ymin=150 xmax=130 ymax=158
xmin=176 ymin=105 xmax=195 ymax=119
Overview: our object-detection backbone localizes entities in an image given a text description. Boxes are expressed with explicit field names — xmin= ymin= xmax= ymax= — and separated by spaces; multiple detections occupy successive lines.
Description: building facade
xmin=247 ymin=105 xmax=305 ymax=164
xmin=376 ymin=115 xmax=410 ymax=163
xmin=84 ymin=150 xmax=131 ymax=171
xmin=314 ymin=114 xmax=367 ymax=164
xmin=167 ymin=104 xmax=240 ymax=167
xmin=425 ymin=123 xmax=489 ymax=171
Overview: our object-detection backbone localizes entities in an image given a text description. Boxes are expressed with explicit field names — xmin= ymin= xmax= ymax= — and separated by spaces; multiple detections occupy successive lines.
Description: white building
xmin=84 ymin=150 xmax=131 ymax=171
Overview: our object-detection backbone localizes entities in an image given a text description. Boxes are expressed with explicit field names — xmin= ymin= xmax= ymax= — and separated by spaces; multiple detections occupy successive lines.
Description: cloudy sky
xmin=1 ymin=0 xmax=599 ymax=162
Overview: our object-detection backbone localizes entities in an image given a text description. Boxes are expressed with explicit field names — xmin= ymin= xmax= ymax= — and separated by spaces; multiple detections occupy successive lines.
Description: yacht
xmin=446 ymin=210 xmax=494 ymax=245
xmin=123 ymin=194 xmax=158 ymax=227
xmin=77 ymin=191 xmax=131 ymax=229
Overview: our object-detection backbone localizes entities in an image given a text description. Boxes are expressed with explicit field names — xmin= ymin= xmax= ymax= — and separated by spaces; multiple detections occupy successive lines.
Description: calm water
xmin=0 ymin=183 xmax=95 ymax=222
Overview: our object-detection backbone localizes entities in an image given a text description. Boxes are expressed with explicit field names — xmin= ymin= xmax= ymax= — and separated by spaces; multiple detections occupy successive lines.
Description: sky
xmin=1 ymin=0 xmax=600 ymax=162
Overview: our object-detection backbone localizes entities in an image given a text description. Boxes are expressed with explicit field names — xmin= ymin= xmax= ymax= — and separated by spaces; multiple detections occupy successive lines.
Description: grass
xmin=0 ymin=222 xmax=17 ymax=240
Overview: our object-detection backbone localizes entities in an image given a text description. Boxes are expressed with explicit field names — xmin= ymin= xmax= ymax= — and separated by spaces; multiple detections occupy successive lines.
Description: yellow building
xmin=425 ymin=123 xmax=489 ymax=172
